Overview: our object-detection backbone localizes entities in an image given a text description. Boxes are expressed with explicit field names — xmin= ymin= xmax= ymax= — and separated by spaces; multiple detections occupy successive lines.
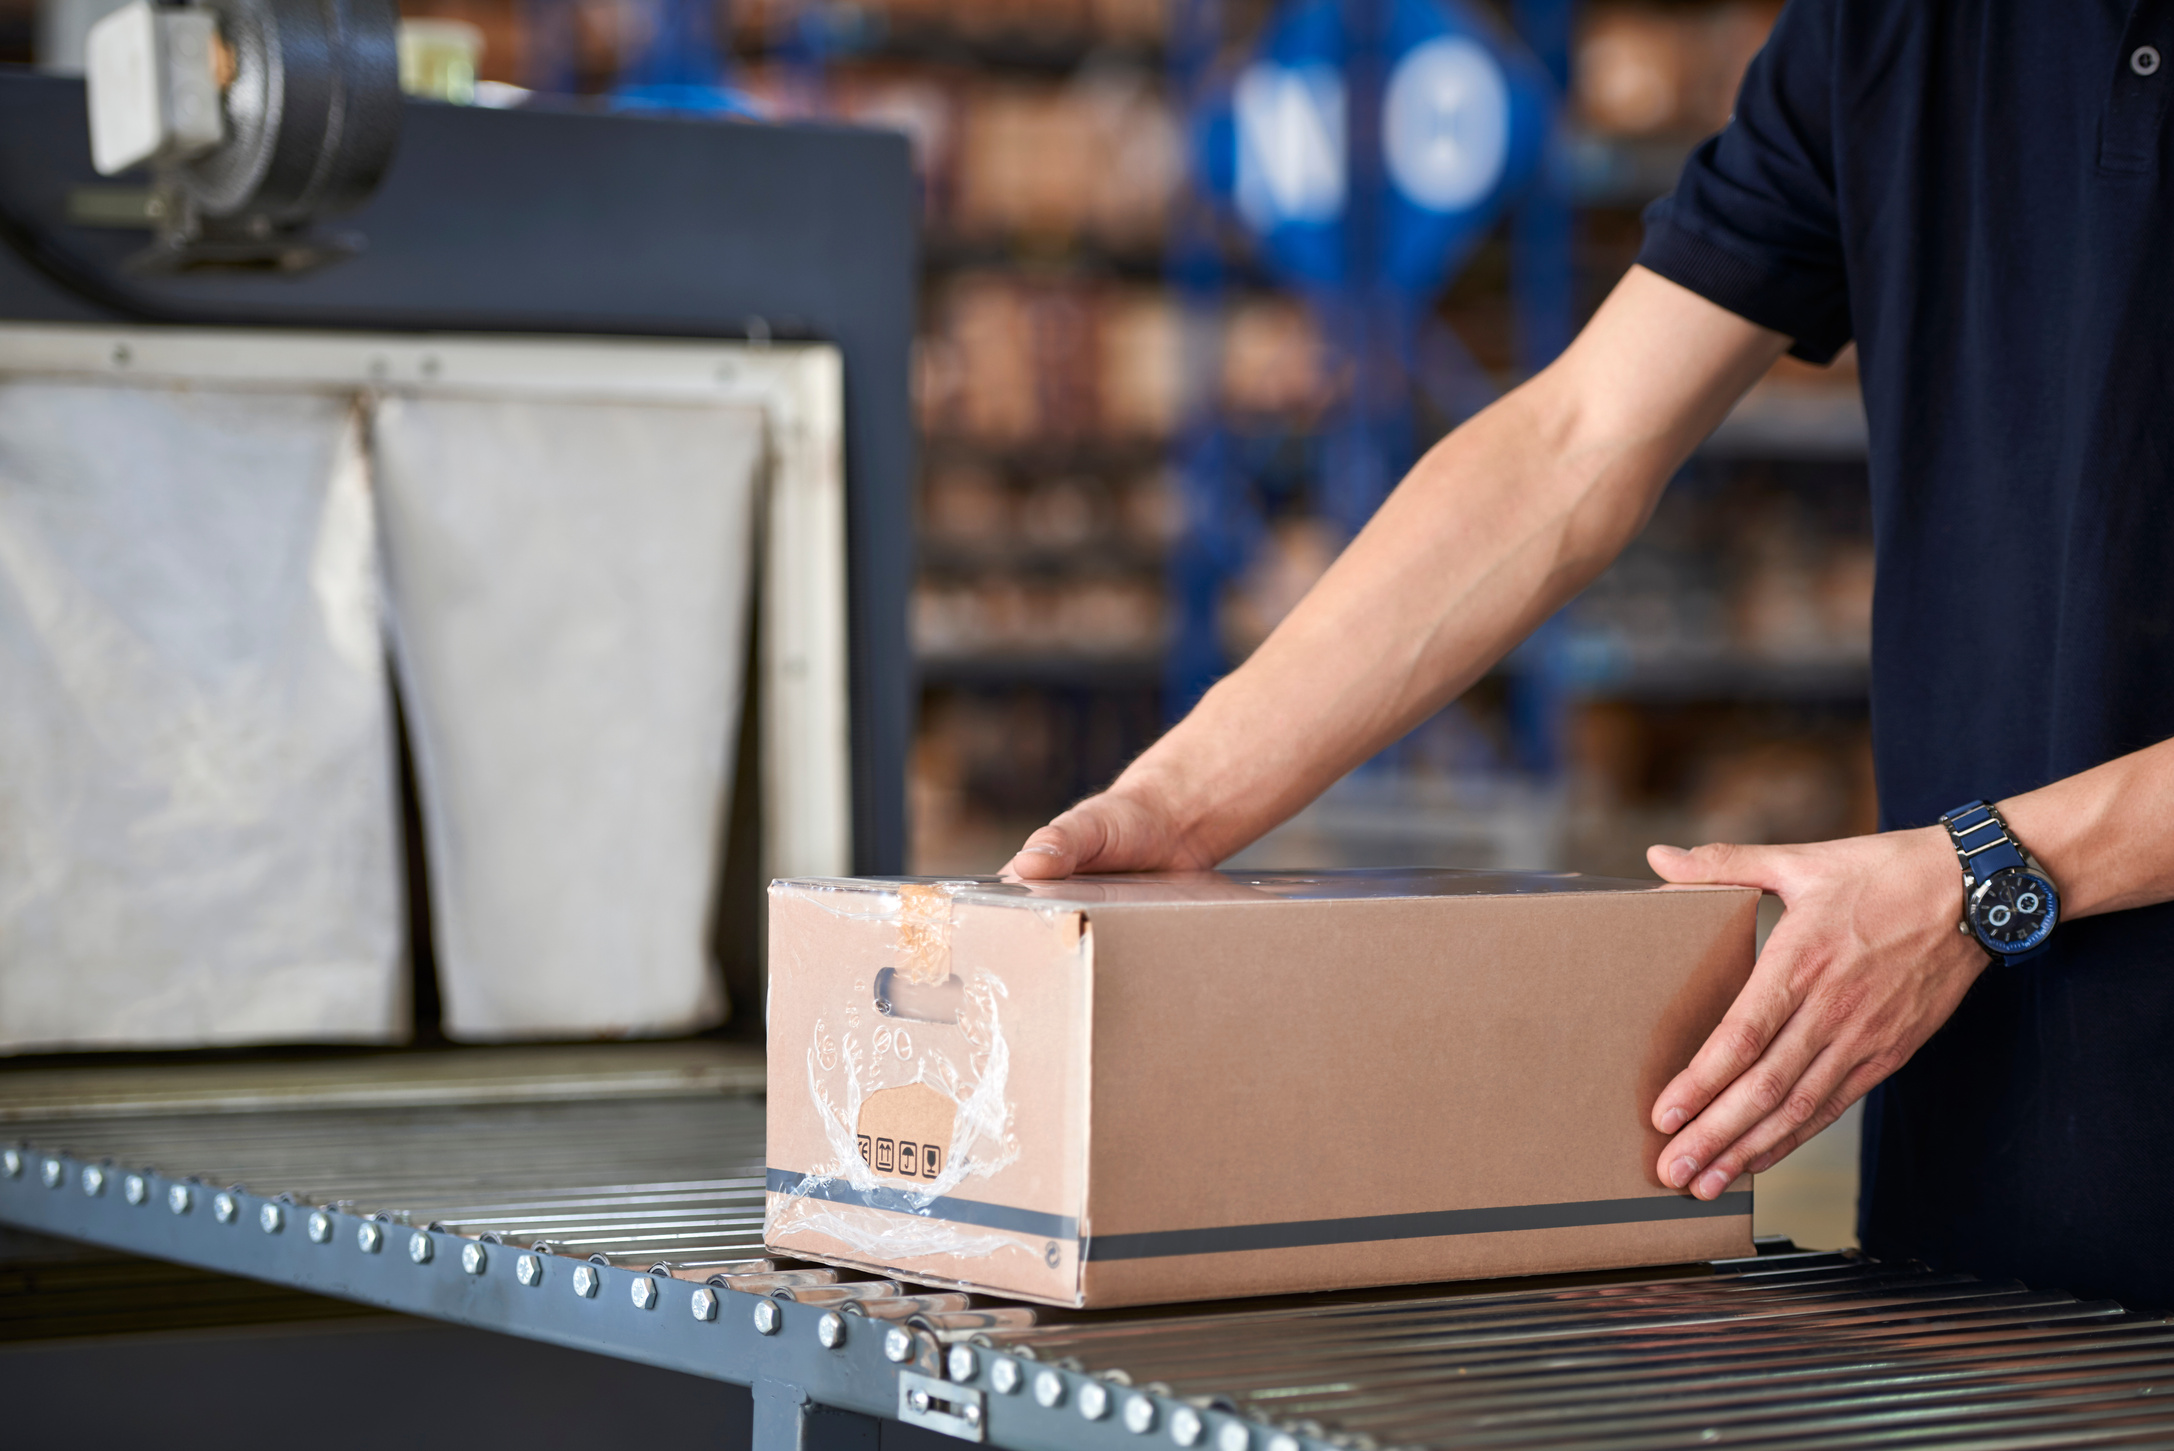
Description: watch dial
xmin=1971 ymin=871 xmax=2057 ymax=952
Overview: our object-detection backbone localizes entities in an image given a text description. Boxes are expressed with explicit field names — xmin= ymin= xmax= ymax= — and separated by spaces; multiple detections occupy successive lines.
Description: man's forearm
xmin=1116 ymin=388 xmax=1654 ymax=864
xmin=1109 ymin=270 xmax=1789 ymax=865
xmin=2000 ymin=739 xmax=2174 ymax=919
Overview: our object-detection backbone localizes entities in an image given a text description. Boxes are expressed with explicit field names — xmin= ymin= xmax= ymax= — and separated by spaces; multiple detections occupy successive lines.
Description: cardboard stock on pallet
xmin=764 ymin=869 xmax=1758 ymax=1308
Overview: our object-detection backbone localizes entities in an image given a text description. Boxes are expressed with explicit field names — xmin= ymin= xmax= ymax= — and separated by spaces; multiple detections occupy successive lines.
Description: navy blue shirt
xmin=1638 ymin=0 xmax=2174 ymax=1306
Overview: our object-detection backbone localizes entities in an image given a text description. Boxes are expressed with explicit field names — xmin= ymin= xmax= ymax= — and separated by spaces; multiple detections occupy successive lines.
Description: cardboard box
xmin=765 ymin=869 xmax=1758 ymax=1308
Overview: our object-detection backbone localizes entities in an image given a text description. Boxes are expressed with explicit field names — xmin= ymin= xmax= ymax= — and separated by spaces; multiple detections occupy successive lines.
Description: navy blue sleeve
xmin=1635 ymin=0 xmax=1852 ymax=363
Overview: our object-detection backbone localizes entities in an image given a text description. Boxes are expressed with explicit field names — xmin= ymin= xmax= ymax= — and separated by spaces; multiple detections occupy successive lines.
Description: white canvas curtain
xmin=0 ymin=381 xmax=764 ymax=1051
xmin=372 ymin=396 xmax=763 ymax=1039
xmin=0 ymin=382 xmax=400 ymax=1051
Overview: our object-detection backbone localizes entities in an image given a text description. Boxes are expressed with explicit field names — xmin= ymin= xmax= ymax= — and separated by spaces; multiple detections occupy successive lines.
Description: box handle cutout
xmin=874 ymin=967 xmax=962 ymax=1024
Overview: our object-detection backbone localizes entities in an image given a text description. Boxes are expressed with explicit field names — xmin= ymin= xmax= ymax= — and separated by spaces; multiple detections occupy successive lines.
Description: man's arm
xmin=1004 ymin=266 xmax=1789 ymax=879
xmin=1644 ymin=738 xmax=2174 ymax=1201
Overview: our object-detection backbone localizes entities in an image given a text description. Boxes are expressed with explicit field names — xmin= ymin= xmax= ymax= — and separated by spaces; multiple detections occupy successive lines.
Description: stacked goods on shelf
xmin=1574 ymin=0 xmax=1782 ymax=138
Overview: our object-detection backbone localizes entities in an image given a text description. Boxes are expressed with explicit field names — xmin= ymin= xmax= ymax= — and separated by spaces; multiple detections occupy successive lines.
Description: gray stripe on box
xmin=1082 ymin=1190 xmax=1755 ymax=1262
xmin=765 ymin=1168 xmax=1078 ymax=1241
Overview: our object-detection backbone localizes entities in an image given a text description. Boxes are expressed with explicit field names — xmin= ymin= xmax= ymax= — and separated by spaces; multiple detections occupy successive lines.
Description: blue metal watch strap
xmin=1942 ymin=799 xmax=2024 ymax=881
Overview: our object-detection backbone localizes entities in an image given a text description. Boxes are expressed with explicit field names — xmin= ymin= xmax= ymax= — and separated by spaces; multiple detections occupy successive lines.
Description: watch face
xmin=1970 ymin=870 xmax=2058 ymax=954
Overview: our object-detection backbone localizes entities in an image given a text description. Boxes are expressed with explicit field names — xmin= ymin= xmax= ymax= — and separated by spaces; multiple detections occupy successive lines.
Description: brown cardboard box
xmin=765 ymin=869 xmax=1758 ymax=1308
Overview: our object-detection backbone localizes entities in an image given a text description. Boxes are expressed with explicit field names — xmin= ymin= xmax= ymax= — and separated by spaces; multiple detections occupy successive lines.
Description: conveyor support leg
xmin=753 ymin=1377 xmax=879 ymax=1451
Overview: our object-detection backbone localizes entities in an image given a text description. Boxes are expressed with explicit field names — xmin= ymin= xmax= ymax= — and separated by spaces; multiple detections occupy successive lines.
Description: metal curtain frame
xmin=0 ymin=320 xmax=856 ymax=887
xmin=0 ymin=70 xmax=917 ymax=876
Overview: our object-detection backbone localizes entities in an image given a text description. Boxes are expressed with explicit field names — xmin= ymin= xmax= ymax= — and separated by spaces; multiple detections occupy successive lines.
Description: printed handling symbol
xmin=860 ymin=1134 xmax=942 ymax=1180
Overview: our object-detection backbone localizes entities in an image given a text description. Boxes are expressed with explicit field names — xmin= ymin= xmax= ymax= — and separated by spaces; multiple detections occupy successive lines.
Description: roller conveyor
xmin=4 ymin=1075 xmax=2172 ymax=1451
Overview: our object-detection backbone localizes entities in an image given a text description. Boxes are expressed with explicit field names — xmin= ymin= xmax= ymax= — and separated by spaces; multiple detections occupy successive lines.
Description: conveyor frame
xmin=9 ymin=1081 xmax=2174 ymax=1451
xmin=0 ymin=1125 xmax=1273 ymax=1451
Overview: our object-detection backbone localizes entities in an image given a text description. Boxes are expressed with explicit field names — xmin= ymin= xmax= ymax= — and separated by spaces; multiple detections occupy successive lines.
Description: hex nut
xmin=2 ymin=1148 xmax=20 ymax=1178
xmin=408 ymin=1231 xmax=434 ymax=1264
xmin=752 ymin=1298 xmax=781 ymax=1335
xmin=516 ymin=1254 xmax=543 ymax=1287
xmin=947 ymin=1345 xmax=980 ymax=1382
xmin=259 ymin=1202 xmax=284 ymax=1233
xmin=1217 ymin=1424 xmax=1252 ymax=1451
xmin=690 ymin=1287 xmax=718 ymax=1321
xmin=1034 ymin=1371 xmax=1067 ymax=1409
xmin=308 ymin=1211 xmax=332 ymax=1243
xmin=42 ymin=1158 xmax=63 ymax=1188
xmin=1124 ymin=1395 xmax=1158 ymax=1434
xmin=357 ymin=1221 xmax=384 ymax=1253
xmin=81 ymin=1165 xmax=105 ymax=1196
xmin=212 ymin=1192 xmax=238 ymax=1223
xmin=631 ymin=1275 xmax=658 ymax=1310
xmin=884 ymin=1326 xmax=915 ymax=1363
xmin=816 ymin=1311 xmax=847 ymax=1349
xmin=124 ymin=1175 xmax=148 ymax=1206
xmin=1171 ymin=1406 xmax=1206 ymax=1447
xmin=1079 ymin=1381 xmax=1111 ymax=1421
xmin=462 ymin=1241 xmax=488 ymax=1275
xmin=990 ymin=1358 xmax=1023 ymax=1395
xmin=168 ymin=1184 xmax=193 ymax=1215
xmin=572 ymin=1264 xmax=599 ymax=1298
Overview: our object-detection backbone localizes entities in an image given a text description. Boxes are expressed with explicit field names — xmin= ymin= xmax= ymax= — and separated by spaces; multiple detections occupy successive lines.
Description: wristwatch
xmin=1939 ymin=800 xmax=2060 ymax=960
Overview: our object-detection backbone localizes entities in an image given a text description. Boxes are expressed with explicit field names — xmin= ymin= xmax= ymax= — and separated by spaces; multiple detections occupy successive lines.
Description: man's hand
xmin=1646 ymin=827 xmax=1988 ymax=1199
xmin=1003 ymin=788 xmax=1212 ymax=880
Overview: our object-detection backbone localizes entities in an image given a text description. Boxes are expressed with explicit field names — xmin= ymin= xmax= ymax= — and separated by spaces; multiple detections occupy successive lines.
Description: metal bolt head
xmin=816 ymin=1310 xmax=846 ymax=1349
xmin=1079 ymin=1381 xmax=1111 ymax=1421
xmin=990 ymin=1358 xmax=1022 ymax=1395
xmin=1124 ymin=1395 xmax=1158 ymax=1434
xmin=883 ymin=1325 xmax=915 ymax=1363
xmin=1 ymin=1148 xmax=19 ymax=1178
xmin=1267 ymin=1436 xmax=1299 ymax=1451
xmin=571 ymin=1263 xmax=599 ymax=1298
xmin=212 ymin=1192 xmax=238 ymax=1223
xmin=690 ymin=1287 xmax=717 ymax=1321
xmin=962 ymin=1405 xmax=983 ymax=1427
xmin=357 ymin=1221 xmax=384 ymax=1253
xmin=462 ymin=1241 xmax=488 ymax=1275
xmin=516 ymin=1253 xmax=542 ymax=1287
xmin=408 ymin=1231 xmax=433 ymax=1264
xmin=1171 ymin=1406 xmax=1205 ymax=1447
xmin=168 ymin=1184 xmax=192 ymax=1215
xmin=947 ymin=1345 xmax=980 ymax=1382
xmin=909 ymin=1390 xmax=932 ymax=1414
xmin=751 ymin=1298 xmax=781 ymax=1335
xmin=81 ymin=1165 xmax=105 ymax=1196
xmin=124 ymin=1175 xmax=148 ymax=1206
xmin=259 ymin=1202 xmax=283 ymax=1233
xmin=1217 ymin=1425 xmax=1252 ymax=1451
xmin=308 ymin=1210 xmax=332 ymax=1243
xmin=1034 ymin=1371 xmax=1066 ymax=1409
xmin=41 ymin=1158 xmax=63 ymax=1188
xmin=630 ymin=1275 xmax=657 ymax=1310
